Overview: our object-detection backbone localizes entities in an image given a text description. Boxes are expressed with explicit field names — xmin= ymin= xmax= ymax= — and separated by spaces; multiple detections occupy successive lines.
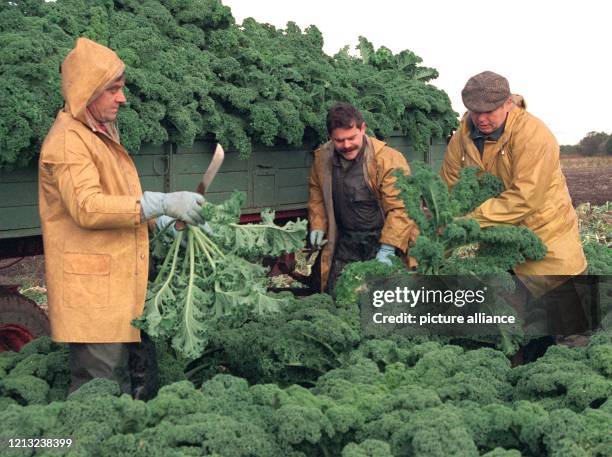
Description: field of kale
xmin=1 ymin=324 xmax=611 ymax=456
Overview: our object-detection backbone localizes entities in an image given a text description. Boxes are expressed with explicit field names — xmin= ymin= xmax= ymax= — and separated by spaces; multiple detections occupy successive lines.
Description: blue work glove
xmin=141 ymin=191 xmax=205 ymax=226
xmin=375 ymin=243 xmax=396 ymax=266
xmin=309 ymin=230 xmax=325 ymax=248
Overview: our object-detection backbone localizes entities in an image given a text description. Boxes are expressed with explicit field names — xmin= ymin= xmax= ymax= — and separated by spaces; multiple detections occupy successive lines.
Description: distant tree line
xmin=560 ymin=131 xmax=612 ymax=155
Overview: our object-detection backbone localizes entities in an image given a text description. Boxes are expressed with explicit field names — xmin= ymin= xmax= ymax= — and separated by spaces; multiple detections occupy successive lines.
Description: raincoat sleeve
xmin=377 ymin=149 xmax=418 ymax=253
xmin=440 ymin=132 xmax=463 ymax=188
xmin=470 ymin=120 xmax=557 ymax=227
xmin=307 ymin=150 xmax=328 ymax=233
xmin=55 ymin=129 xmax=142 ymax=229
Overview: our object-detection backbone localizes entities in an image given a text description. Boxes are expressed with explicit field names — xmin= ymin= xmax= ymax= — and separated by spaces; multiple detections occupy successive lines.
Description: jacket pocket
xmin=63 ymin=253 xmax=111 ymax=309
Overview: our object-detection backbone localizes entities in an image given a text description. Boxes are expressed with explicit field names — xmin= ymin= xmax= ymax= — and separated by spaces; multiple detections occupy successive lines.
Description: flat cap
xmin=461 ymin=71 xmax=511 ymax=112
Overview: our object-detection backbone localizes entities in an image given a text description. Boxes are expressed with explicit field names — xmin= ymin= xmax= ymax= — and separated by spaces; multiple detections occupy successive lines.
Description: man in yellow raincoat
xmin=440 ymin=71 xmax=588 ymax=344
xmin=39 ymin=38 xmax=205 ymax=396
xmin=308 ymin=102 xmax=417 ymax=293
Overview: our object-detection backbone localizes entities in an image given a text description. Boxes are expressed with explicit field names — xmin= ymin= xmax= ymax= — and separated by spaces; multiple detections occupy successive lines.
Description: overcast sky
xmin=222 ymin=0 xmax=611 ymax=145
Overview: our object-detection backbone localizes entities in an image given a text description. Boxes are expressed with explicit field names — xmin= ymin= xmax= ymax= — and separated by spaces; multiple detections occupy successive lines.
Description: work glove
xmin=375 ymin=243 xmax=396 ymax=266
xmin=155 ymin=215 xmax=178 ymax=236
xmin=309 ymin=229 xmax=325 ymax=248
xmin=141 ymin=191 xmax=205 ymax=226
xmin=155 ymin=215 xmax=213 ymax=237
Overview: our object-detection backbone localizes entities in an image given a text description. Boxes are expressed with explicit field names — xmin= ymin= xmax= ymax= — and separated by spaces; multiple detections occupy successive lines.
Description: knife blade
xmin=175 ymin=143 xmax=225 ymax=229
xmin=197 ymin=143 xmax=225 ymax=195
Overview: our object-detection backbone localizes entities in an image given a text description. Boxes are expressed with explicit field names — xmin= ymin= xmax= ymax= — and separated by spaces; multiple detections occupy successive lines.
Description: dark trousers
xmin=541 ymin=277 xmax=590 ymax=336
xmin=69 ymin=332 xmax=158 ymax=399
xmin=510 ymin=273 xmax=591 ymax=364
xmin=516 ymin=274 xmax=590 ymax=337
xmin=326 ymin=229 xmax=381 ymax=296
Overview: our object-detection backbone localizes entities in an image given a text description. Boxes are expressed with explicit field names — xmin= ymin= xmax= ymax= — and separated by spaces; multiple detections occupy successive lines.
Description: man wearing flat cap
xmin=440 ymin=71 xmax=588 ymax=347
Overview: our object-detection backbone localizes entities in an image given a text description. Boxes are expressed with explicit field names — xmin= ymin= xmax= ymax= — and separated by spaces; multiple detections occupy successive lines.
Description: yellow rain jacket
xmin=39 ymin=38 xmax=148 ymax=343
xmin=308 ymin=136 xmax=418 ymax=291
xmin=440 ymin=105 xmax=586 ymax=296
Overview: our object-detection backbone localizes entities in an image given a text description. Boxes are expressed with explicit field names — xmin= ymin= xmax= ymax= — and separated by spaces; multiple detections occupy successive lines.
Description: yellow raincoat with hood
xmin=39 ymin=38 xmax=148 ymax=343
xmin=308 ymin=136 xmax=418 ymax=291
xmin=440 ymin=104 xmax=586 ymax=296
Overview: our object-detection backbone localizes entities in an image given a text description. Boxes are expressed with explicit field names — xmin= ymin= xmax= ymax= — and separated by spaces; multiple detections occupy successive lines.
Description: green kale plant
xmin=397 ymin=163 xmax=547 ymax=354
xmin=185 ymin=293 xmax=361 ymax=388
xmin=393 ymin=162 xmax=546 ymax=276
xmin=0 ymin=336 xmax=69 ymax=406
xmin=1 ymin=331 xmax=611 ymax=456
xmin=134 ymin=191 xmax=307 ymax=359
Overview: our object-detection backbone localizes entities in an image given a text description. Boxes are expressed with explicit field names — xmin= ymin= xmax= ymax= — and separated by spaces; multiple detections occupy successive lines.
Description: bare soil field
xmin=560 ymin=156 xmax=611 ymax=206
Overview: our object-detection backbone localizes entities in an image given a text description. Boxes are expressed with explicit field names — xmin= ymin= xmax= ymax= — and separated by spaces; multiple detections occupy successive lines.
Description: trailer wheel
xmin=0 ymin=289 xmax=50 ymax=352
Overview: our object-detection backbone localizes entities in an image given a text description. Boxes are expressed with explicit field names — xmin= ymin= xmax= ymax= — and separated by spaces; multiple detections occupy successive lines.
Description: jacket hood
xmin=61 ymin=38 xmax=125 ymax=140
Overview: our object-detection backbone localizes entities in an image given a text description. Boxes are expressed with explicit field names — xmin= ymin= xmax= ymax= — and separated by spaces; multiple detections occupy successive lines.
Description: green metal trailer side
xmin=0 ymin=136 xmax=448 ymax=246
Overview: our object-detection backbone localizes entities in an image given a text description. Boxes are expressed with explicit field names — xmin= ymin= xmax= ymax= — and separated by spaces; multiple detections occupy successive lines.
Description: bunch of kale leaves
xmin=394 ymin=162 xmax=547 ymax=276
xmin=134 ymin=191 xmax=307 ymax=359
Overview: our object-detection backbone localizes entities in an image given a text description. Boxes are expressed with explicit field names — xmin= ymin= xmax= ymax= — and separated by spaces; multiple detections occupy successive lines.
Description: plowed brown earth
xmin=561 ymin=156 xmax=611 ymax=206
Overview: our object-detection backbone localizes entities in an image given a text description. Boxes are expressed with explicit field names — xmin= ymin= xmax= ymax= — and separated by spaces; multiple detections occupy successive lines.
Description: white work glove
xmin=155 ymin=215 xmax=213 ymax=237
xmin=375 ymin=243 xmax=396 ymax=266
xmin=141 ymin=191 xmax=205 ymax=226
xmin=309 ymin=230 xmax=325 ymax=248
xmin=155 ymin=215 xmax=177 ymax=236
